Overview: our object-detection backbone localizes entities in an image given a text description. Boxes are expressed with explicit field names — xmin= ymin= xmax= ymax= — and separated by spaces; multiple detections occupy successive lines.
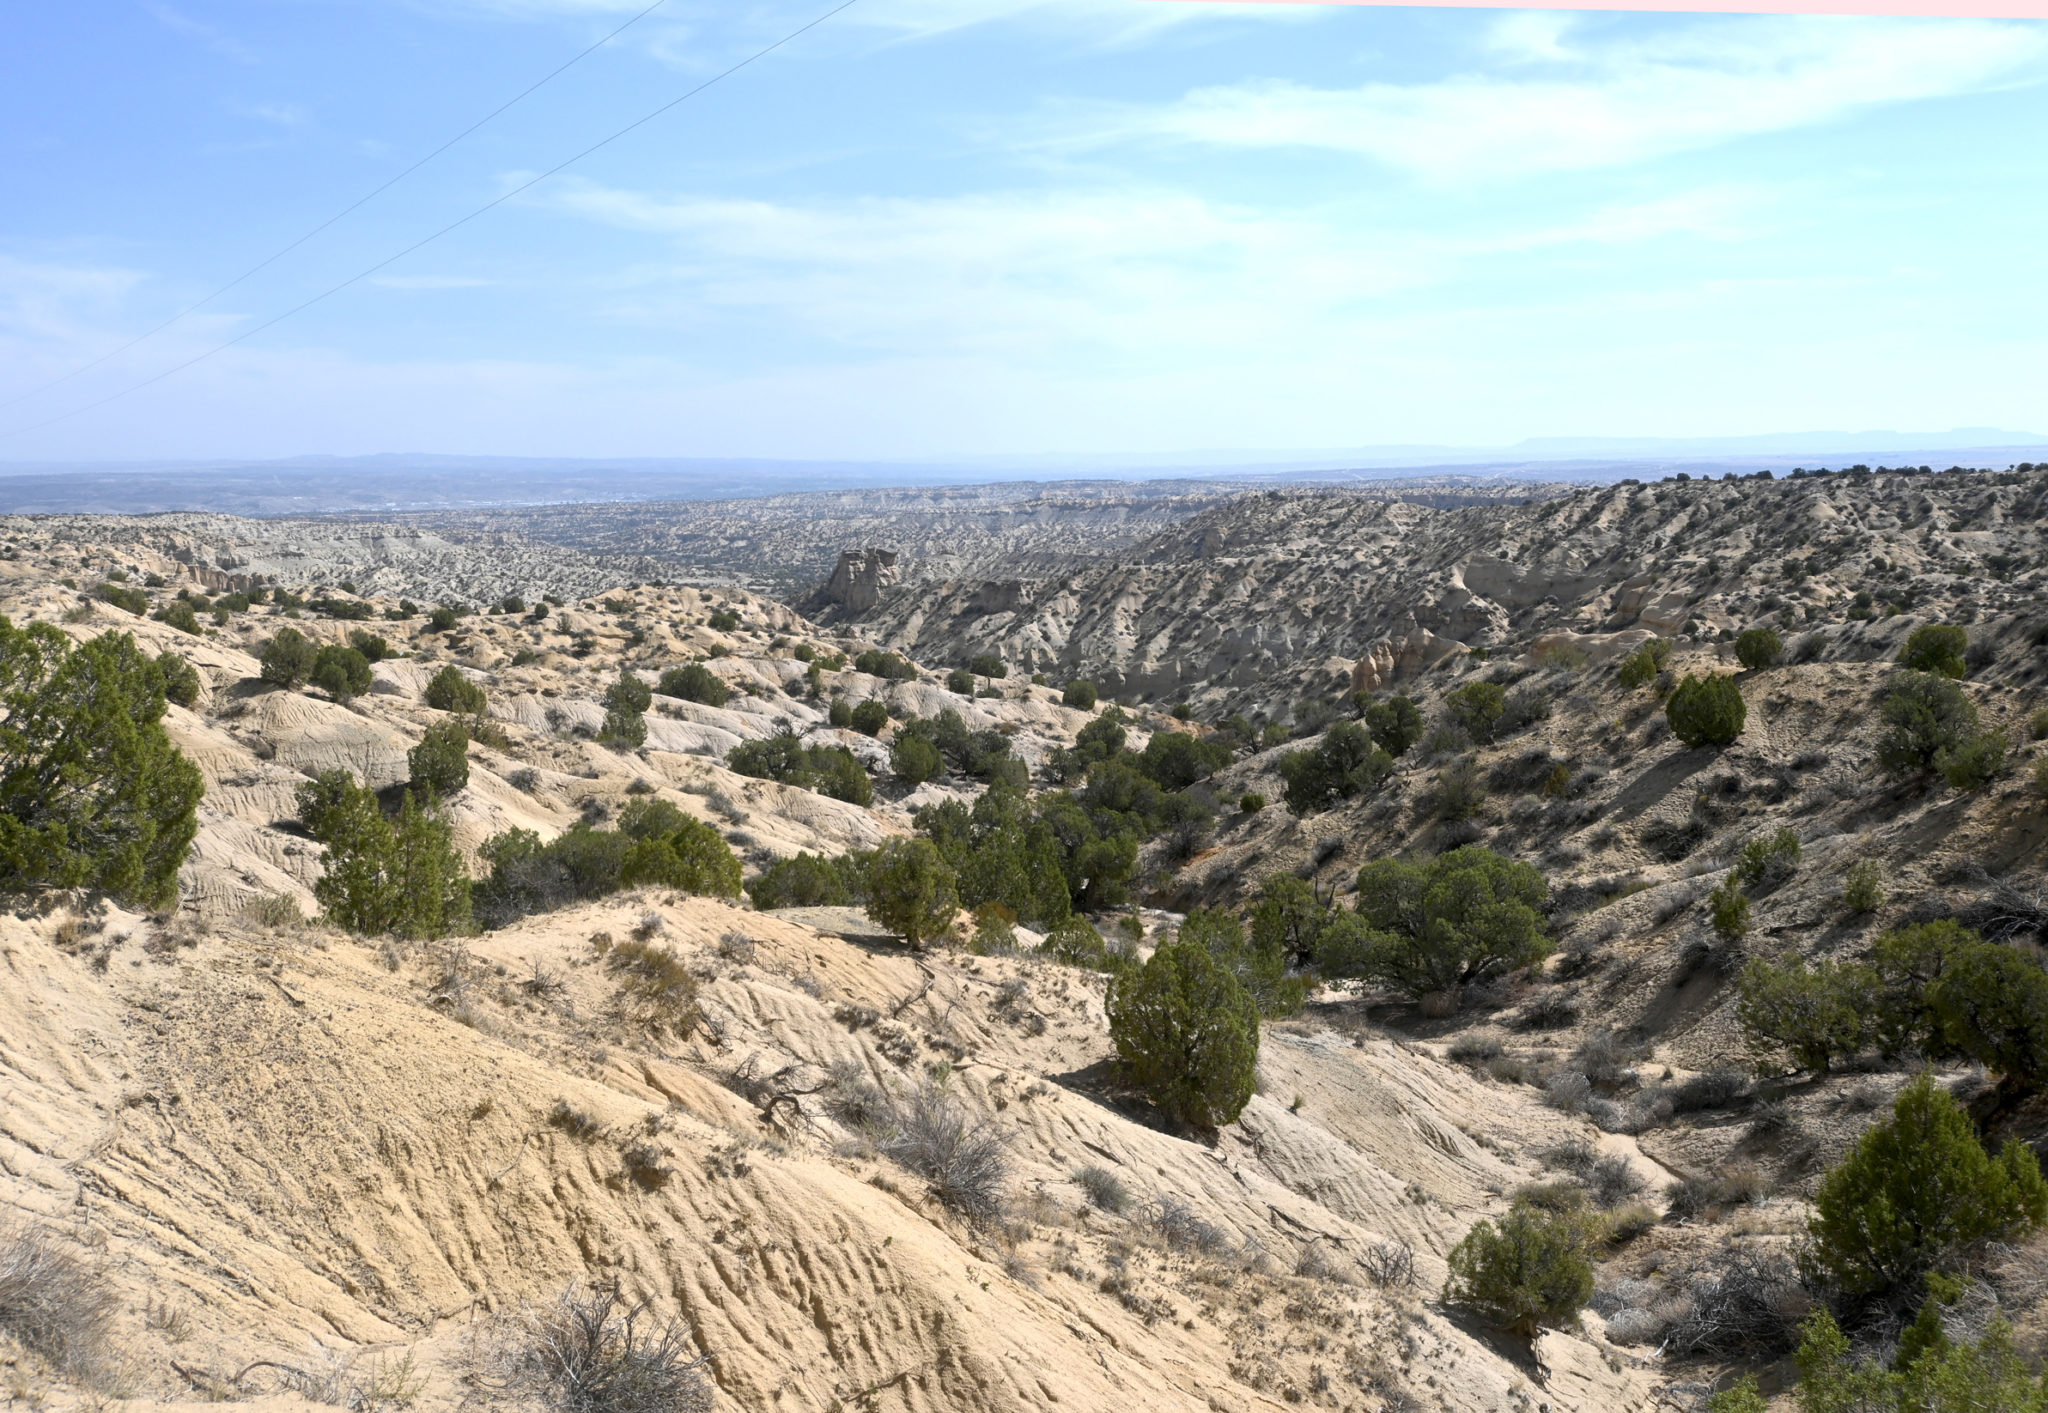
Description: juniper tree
xmin=0 ymin=621 xmax=203 ymax=911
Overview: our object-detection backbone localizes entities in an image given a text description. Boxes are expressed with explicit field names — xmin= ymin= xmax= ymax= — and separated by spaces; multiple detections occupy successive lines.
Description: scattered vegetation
xmin=1802 ymin=1074 xmax=2045 ymax=1301
xmin=1318 ymin=846 xmax=1550 ymax=1013
xmin=297 ymin=770 xmax=471 ymax=938
xmin=0 ymin=621 xmax=203 ymax=910
xmin=1444 ymin=1203 xmax=1594 ymax=1338
xmin=1106 ymin=941 xmax=1259 ymax=1130
xmin=475 ymin=799 xmax=740 ymax=928
xmin=1666 ymin=673 xmax=1747 ymax=748
xmin=656 ymin=663 xmax=728 ymax=707
xmin=493 ymin=1282 xmax=712 ymax=1413
xmin=728 ymin=730 xmax=872 ymax=805
xmin=425 ymin=664 xmax=488 ymax=715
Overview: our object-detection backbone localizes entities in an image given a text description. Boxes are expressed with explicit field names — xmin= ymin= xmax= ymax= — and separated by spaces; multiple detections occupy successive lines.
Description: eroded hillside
xmin=825 ymin=470 xmax=2048 ymax=715
xmin=4 ymin=471 xmax=2047 ymax=1413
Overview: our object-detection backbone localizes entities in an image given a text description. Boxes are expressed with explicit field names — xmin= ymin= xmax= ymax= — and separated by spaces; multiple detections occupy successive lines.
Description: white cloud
xmin=540 ymin=179 xmax=1427 ymax=360
xmin=1080 ymin=17 xmax=2048 ymax=180
xmin=531 ymin=173 xmax=1771 ymax=373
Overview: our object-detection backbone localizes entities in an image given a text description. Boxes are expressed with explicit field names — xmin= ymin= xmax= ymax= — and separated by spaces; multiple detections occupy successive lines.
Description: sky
xmin=1 ymin=0 xmax=2046 ymax=462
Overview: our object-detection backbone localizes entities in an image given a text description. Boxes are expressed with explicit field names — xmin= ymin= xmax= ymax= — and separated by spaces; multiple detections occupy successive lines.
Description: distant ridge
xmin=0 ymin=429 xmax=2042 ymax=515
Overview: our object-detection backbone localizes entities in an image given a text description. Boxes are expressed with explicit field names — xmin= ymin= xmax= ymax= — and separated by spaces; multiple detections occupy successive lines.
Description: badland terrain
xmin=3 ymin=462 xmax=2047 ymax=1413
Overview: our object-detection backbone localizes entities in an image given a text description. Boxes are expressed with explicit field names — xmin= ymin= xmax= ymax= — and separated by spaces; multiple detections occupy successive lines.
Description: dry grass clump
xmin=884 ymin=1082 xmax=1009 ymax=1223
xmin=242 ymin=1347 xmax=425 ymax=1410
xmin=1147 ymin=1195 xmax=1229 ymax=1256
xmin=1074 ymin=1164 xmax=1132 ymax=1214
xmin=547 ymin=1100 xmax=606 ymax=1141
xmin=1360 ymin=1239 xmax=1416 ymax=1288
xmin=1665 ymin=1165 xmax=1769 ymax=1222
xmin=241 ymin=892 xmax=306 ymax=929
xmin=598 ymin=936 xmax=700 ymax=1037
xmin=1659 ymin=1248 xmax=1808 ymax=1357
xmin=1292 ymin=1242 xmax=1352 ymax=1285
xmin=487 ymin=1283 xmax=711 ymax=1413
xmin=0 ymin=1223 xmax=122 ymax=1388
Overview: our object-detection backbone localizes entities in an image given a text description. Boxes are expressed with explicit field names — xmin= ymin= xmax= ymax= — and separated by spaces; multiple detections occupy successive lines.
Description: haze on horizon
xmin=4 ymin=1 xmax=2046 ymax=464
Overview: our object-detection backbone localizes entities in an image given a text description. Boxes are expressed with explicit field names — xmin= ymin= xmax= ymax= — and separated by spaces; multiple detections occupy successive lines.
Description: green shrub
xmin=728 ymin=732 xmax=872 ymax=804
xmin=615 ymin=798 xmax=741 ymax=897
xmin=1444 ymin=1205 xmax=1594 ymax=1337
xmin=347 ymin=629 xmax=391 ymax=662
xmin=1443 ymin=681 xmax=1507 ymax=743
xmin=1105 ymin=941 xmax=1259 ymax=1130
xmin=1177 ymin=907 xmax=1306 ymax=1018
xmin=95 ymin=582 xmax=148 ymax=615
xmin=408 ymin=718 xmax=470 ymax=798
xmin=2036 ymin=756 xmax=2048 ymax=803
xmin=311 ymin=644 xmax=372 ymax=701
xmin=968 ymin=653 xmax=1005 ymax=679
xmin=1432 ymin=758 xmax=1486 ymax=822
xmin=1803 ymin=1074 xmax=2046 ymax=1299
xmin=1277 ymin=720 xmax=1393 ymax=816
xmin=1789 ymin=1304 xmax=2048 ymax=1413
xmin=746 ymin=850 xmax=867 ymax=910
xmin=827 ymin=698 xmax=853 ymax=729
xmin=1734 ymin=627 xmax=1782 ymax=670
xmin=853 ymin=649 xmax=916 ymax=681
xmin=1878 ymin=671 xmax=1978 ymax=777
xmin=1239 ymin=792 xmax=1265 ymax=813
xmin=1062 ymin=680 xmax=1098 ymax=710
xmin=427 ymin=606 xmax=458 ymax=632
xmin=0 ymin=622 xmax=204 ymax=911
xmin=1666 ymin=673 xmax=1746 ymax=748
xmin=297 ymin=770 xmax=469 ymax=938
xmin=424 ymin=665 xmax=486 ymax=715
xmin=1708 ymin=878 xmax=1751 ymax=940
xmin=849 ymin=699 xmax=888 ymax=736
xmin=892 ymin=733 xmax=942 ymax=786
xmin=864 ymin=837 xmax=959 ymax=946
xmin=656 ymin=663 xmax=728 ymax=707
xmin=1616 ymin=638 xmax=1672 ymax=690
xmin=1734 ymin=827 xmax=1801 ymax=889
xmin=2030 ymin=708 xmax=2048 ymax=742
xmin=1359 ymin=693 xmax=1423 ymax=757
xmin=1842 ymin=859 xmax=1885 ymax=914
xmin=946 ymin=668 xmax=976 ymax=695
xmin=707 ymin=607 xmax=740 ymax=632
xmin=1137 ymin=729 xmax=1233 ymax=791
xmin=1939 ymin=730 xmax=2006 ymax=791
xmin=1927 ymin=942 xmax=2048 ymax=1091
xmin=154 ymin=599 xmax=202 ymax=635
xmin=1899 ymin=624 xmax=1969 ymax=678
xmin=1321 ymin=847 xmax=1549 ymax=1011
xmin=599 ymin=707 xmax=647 ymax=748
xmin=1041 ymin=917 xmax=1124 ymax=972
xmin=260 ymin=626 xmax=317 ymax=687
xmin=1737 ymin=956 xmax=1873 ymax=1072
xmin=156 ymin=651 xmax=201 ymax=708
xmin=604 ymin=670 xmax=651 ymax=716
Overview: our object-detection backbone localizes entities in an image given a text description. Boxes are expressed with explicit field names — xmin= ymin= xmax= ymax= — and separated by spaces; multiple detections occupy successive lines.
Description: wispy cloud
xmin=1071 ymin=16 xmax=2048 ymax=180
xmin=138 ymin=0 xmax=258 ymax=62
xmin=534 ymin=174 xmax=1760 ymax=364
xmin=229 ymin=100 xmax=311 ymax=127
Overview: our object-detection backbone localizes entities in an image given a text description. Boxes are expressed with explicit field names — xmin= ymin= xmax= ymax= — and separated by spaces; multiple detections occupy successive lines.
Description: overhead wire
xmin=0 ymin=0 xmax=697 ymax=421
xmin=3 ymin=0 xmax=860 ymax=441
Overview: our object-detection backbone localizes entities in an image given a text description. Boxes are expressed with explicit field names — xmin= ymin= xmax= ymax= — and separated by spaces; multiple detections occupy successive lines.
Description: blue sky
xmin=2 ymin=0 xmax=2045 ymax=461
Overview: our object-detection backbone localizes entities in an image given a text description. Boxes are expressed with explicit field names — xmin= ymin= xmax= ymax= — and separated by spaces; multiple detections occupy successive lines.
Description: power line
xmin=4 ymin=0 xmax=860 ymax=442
xmin=0 ymin=0 xmax=672 ymax=417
